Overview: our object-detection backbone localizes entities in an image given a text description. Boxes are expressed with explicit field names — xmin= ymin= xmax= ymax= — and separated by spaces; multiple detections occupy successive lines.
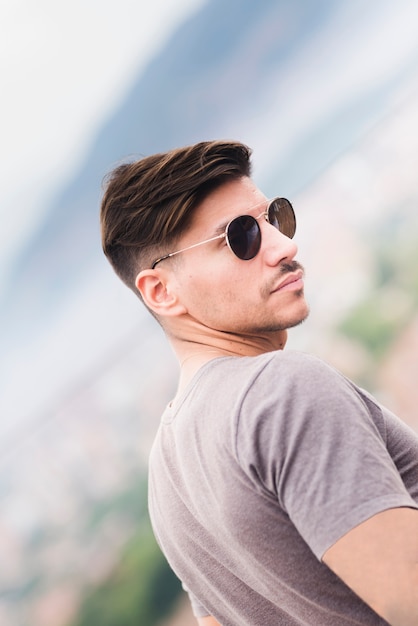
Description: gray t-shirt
xmin=148 ymin=351 xmax=418 ymax=625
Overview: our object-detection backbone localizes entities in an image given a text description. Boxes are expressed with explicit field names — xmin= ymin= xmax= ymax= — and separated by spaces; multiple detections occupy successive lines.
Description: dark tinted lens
xmin=268 ymin=198 xmax=296 ymax=238
xmin=227 ymin=215 xmax=261 ymax=260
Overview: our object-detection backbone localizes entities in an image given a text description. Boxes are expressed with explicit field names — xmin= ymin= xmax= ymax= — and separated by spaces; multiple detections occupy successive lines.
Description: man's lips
xmin=271 ymin=269 xmax=304 ymax=293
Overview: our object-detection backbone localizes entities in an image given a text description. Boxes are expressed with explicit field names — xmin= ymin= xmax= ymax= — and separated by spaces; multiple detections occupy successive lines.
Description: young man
xmin=100 ymin=140 xmax=418 ymax=626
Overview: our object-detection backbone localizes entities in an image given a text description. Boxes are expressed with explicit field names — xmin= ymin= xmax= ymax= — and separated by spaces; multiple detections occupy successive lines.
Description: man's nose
xmin=261 ymin=221 xmax=298 ymax=266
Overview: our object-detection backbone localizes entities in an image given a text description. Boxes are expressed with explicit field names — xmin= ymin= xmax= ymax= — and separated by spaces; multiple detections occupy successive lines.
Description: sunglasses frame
xmin=151 ymin=197 xmax=295 ymax=269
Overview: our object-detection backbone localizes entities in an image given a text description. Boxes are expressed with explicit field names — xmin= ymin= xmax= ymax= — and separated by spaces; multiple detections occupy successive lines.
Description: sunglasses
xmin=151 ymin=197 xmax=296 ymax=269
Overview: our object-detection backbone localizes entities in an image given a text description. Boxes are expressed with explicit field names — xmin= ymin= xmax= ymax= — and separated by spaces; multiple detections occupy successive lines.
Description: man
xmin=100 ymin=140 xmax=418 ymax=626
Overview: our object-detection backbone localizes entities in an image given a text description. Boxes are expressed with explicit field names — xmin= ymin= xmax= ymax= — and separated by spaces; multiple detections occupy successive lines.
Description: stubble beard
xmin=255 ymin=260 xmax=310 ymax=333
xmin=252 ymin=294 xmax=310 ymax=333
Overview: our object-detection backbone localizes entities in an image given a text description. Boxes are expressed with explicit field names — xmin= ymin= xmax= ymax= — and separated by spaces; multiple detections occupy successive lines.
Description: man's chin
xmin=273 ymin=299 xmax=310 ymax=332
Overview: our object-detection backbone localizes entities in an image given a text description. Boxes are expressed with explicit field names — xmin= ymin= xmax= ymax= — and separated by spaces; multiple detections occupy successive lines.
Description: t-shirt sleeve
xmin=236 ymin=352 xmax=418 ymax=560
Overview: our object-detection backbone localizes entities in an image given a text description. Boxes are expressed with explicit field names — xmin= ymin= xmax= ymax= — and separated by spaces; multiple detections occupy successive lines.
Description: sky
xmin=0 ymin=0 xmax=205 ymax=291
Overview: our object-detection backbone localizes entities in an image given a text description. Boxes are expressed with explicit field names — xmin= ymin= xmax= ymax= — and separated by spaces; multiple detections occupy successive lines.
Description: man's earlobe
xmin=135 ymin=270 xmax=186 ymax=317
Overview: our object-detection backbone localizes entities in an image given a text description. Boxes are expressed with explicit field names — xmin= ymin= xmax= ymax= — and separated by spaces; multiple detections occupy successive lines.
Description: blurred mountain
xmin=2 ymin=0 xmax=339 ymax=324
xmin=3 ymin=0 xmax=418 ymax=435
xmin=2 ymin=0 xmax=347 ymax=436
xmin=4 ymin=0 xmax=417 ymax=339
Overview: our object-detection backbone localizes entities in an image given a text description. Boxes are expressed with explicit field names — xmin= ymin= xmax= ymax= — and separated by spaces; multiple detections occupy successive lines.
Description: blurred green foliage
xmin=339 ymin=293 xmax=402 ymax=360
xmin=82 ymin=476 xmax=148 ymax=537
xmin=338 ymin=215 xmax=418 ymax=365
xmin=71 ymin=478 xmax=182 ymax=626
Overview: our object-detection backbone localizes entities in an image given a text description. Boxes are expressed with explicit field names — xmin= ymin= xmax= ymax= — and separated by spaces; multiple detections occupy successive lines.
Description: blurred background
xmin=1 ymin=0 xmax=418 ymax=624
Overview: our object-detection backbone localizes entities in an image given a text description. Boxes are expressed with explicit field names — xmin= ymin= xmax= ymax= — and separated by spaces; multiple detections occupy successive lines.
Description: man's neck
xmin=169 ymin=326 xmax=287 ymax=397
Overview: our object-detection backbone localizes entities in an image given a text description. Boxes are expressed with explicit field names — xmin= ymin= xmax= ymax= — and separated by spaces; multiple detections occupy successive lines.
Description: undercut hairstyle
xmin=100 ymin=140 xmax=252 ymax=298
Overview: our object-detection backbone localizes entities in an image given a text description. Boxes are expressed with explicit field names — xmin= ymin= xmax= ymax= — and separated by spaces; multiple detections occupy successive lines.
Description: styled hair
xmin=100 ymin=140 xmax=252 ymax=296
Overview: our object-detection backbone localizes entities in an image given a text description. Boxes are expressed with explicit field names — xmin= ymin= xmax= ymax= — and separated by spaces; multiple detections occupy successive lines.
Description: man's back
xmin=148 ymin=351 xmax=418 ymax=625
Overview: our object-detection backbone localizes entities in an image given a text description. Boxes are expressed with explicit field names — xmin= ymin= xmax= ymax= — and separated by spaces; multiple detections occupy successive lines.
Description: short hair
xmin=100 ymin=140 xmax=252 ymax=297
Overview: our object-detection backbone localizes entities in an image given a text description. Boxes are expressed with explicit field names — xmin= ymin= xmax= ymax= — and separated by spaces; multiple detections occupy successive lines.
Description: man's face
xmin=169 ymin=176 xmax=309 ymax=336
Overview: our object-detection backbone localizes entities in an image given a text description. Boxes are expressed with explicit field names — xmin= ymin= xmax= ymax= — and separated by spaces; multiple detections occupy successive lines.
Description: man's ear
xmin=135 ymin=269 xmax=187 ymax=317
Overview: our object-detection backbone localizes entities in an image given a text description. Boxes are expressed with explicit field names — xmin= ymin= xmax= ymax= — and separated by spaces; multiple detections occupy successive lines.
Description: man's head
xmin=100 ymin=140 xmax=252 ymax=296
xmin=101 ymin=140 xmax=308 ymax=339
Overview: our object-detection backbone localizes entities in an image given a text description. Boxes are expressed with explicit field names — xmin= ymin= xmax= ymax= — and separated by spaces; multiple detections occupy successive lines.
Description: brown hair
xmin=100 ymin=140 xmax=252 ymax=296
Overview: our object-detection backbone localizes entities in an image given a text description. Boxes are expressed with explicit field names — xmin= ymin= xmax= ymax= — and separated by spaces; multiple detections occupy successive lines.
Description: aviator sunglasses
xmin=151 ymin=197 xmax=296 ymax=269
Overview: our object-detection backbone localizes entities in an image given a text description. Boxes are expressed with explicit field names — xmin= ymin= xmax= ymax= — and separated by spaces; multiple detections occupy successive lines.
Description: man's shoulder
xmin=201 ymin=350 xmax=345 ymax=401
xmin=240 ymin=350 xmax=344 ymax=388
xmin=233 ymin=350 xmax=370 ymax=436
